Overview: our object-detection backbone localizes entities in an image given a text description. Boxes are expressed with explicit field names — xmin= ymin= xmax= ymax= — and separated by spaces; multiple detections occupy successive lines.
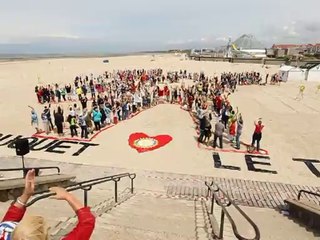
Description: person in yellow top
xmin=197 ymin=83 xmax=203 ymax=93
xmin=295 ymin=84 xmax=305 ymax=100
xmin=76 ymin=87 xmax=83 ymax=100
xmin=316 ymin=84 xmax=320 ymax=94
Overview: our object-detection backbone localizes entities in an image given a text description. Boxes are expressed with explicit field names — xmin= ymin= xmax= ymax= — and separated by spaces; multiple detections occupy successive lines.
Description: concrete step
xmin=207 ymin=201 xmax=237 ymax=240
xmin=97 ymin=193 xmax=195 ymax=237
xmin=240 ymin=206 xmax=320 ymax=240
xmin=50 ymin=188 xmax=134 ymax=240
xmin=285 ymin=199 xmax=320 ymax=230
xmin=194 ymin=199 xmax=214 ymax=240
xmin=91 ymin=224 xmax=194 ymax=240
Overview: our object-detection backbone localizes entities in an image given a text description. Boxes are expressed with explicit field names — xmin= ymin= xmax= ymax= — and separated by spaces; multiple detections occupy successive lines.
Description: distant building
xmin=230 ymin=34 xmax=267 ymax=58
xmin=272 ymin=43 xmax=320 ymax=57
xmin=308 ymin=44 xmax=320 ymax=55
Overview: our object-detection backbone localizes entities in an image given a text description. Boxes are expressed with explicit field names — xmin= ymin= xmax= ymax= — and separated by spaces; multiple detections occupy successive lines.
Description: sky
xmin=0 ymin=0 xmax=319 ymax=54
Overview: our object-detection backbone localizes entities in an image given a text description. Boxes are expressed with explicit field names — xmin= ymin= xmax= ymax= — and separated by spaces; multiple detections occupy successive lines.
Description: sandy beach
xmin=0 ymin=54 xmax=319 ymax=188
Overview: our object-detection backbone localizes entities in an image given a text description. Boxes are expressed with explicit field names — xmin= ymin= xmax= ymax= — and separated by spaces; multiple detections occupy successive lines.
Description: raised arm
xmin=50 ymin=187 xmax=95 ymax=240
xmin=2 ymin=170 xmax=35 ymax=222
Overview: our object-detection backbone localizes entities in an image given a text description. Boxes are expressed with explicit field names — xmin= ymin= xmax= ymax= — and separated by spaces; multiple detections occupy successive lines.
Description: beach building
xmin=272 ymin=43 xmax=320 ymax=57
xmin=302 ymin=62 xmax=320 ymax=82
xmin=279 ymin=65 xmax=305 ymax=82
xmin=307 ymin=64 xmax=320 ymax=82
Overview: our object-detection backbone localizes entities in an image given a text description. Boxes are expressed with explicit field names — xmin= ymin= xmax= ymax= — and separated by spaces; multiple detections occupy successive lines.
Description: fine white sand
xmin=0 ymin=54 xmax=319 ymax=187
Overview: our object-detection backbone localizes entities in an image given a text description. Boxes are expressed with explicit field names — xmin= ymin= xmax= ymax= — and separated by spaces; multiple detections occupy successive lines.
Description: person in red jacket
xmin=215 ymin=93 xmax=223 ymax=116
xmin=0 ymin=169 xmax=95 ymax=240
xmin=251 ymin=119 xmax=265 ymax=152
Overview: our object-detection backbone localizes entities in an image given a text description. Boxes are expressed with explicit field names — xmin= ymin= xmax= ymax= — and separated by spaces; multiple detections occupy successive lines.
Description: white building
xmin=279 ymin=65 xmax=305 ymax=82
xmin=304 ymin=63 xmax=320 ymax=82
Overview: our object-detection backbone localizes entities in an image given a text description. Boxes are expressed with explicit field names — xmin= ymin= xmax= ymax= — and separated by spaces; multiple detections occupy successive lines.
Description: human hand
xmin=49 ymin=187 xmax=71 ymax=200
xmin=23 ymin=169 xmax=35 ymax=197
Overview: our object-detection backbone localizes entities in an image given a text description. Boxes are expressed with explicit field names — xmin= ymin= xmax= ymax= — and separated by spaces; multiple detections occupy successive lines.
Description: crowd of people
xmin=30 ymin=69 xmax=265 ymax=151
xmin=31 ymin=69 xmax=187 ymax=138
xmin=188 ymin=72 xmax=265 ymax=152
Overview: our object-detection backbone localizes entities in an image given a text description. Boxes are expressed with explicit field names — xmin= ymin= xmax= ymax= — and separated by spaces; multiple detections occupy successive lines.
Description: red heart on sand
xmin=128 ymin=132 xmax=173 ymax=153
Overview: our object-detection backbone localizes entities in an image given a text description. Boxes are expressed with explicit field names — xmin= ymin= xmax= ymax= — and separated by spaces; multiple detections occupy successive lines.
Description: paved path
xmin=1 ymin=156 xmax=319 ymax=209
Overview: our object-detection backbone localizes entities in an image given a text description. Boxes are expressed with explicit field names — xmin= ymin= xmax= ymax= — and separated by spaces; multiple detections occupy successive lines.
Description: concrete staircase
xmin=93 ymin=192 xmax=196 ymax=240
xmin=50 ymin=188 xmax=134 ymax=239
xmin=207 ymin=200 xmax=236 ymax=240
xmin=51 ymin=190 xmax=215 ymax=240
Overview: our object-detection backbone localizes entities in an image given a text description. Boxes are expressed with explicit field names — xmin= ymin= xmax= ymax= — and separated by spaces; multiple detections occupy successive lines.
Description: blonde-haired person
xmin=0 ymin=170 xmax=95 ymax=240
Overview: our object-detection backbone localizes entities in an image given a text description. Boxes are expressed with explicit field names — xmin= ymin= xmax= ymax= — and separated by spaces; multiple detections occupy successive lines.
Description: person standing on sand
xmin=28 ymin=106 xmax=40 ymax=133
xmin=295 ymin=84 xmax=305 ymax=100
xmin=84 ymin=109 xmax=94 ymax=134
xmin=89 ymin=79 xmax=96 ymax=99
xmin=229 ymin=118 xmax=236 ymax=144
xmin=215 ymin=93 xmax=223 ymax=116
xmin=213 ymin=120 xmax=225 ymax=149
xmin=251 ymin=119 xmax=264 ymax=152
xmin=65 ymin=84 xmax=72 ymax=101
xmin=76 ymin=86 xmax=83 ymax=100
xmin=41 ymin=110 xmax=50 ymax=135
xmin=198 ymin=112 xmax=207 ymax=143
xmin=221 ymin=105 xmax=230 ymax=129
xmin=43 ymin=105 xmax=54 ymax=131
xmin=54 ymin=106 xmax=64 ymax=137
xmin=60 ymin=87 xmax=67 ymax=101
xmin=78 ymin=114 xmax=88 ymax=139
xmin=235 ymin=115 xmax=243 ymax=150
xmin=80 ymin=95 xmax=88 ymax=110
xmin=92 ymin=107 xmax=102 ymax=131
xmin=69 ymin=114 xmax=78 ymax=137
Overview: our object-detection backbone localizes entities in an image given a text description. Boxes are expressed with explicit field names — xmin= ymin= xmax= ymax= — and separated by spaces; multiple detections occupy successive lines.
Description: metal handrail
xmin=205 ymin=181 xmax=260 ymax=240
xmin=297 ymin=190 xmax=320 ymax=201
xmin=0 ymin=167 xmax=60 ymax=177
xmin=26 ymin=172 xmax=136 ymax=207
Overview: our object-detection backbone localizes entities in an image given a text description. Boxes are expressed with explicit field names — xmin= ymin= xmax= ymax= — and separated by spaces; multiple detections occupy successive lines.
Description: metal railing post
xmin=219 ymin=209 xmax=225 ymax=239
xmin=115 ymin=181 xmax=118 ymax=203
xmin=84 ymin=190 xmax=88 ymax=207
xmin=211 ymin=194 xmax=215 ymax=214
xmin=81 ymin=186 xmax=92 ymax=207
xmin=205 ymin=181 xmax=261 ymax=240
xmin=129 ymin=174 xmax=136 ymax=194
xmin=113 ymin=177 xmax=121 ymax=203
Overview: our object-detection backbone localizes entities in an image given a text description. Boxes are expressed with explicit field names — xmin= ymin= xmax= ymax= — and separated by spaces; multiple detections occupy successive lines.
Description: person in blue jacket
xmin=92 ymin=107 xmax=102 ymax=131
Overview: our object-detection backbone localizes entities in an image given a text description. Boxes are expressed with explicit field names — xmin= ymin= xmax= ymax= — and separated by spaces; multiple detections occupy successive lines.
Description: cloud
xmin=216 ymin=37 xmax=230 ymax=42
xmin=0 ymin=0 xmax=319 ymax=53
xmin=283 ymin=22 xmax=299 ymax=37
xmin=36 ymin=34 xmax=81 ymax=40
xmin=166 ymin=40 xmax=186 ymax=45
xmin=260 ymin=20 xmax=320 ymax=45
xmin=303 ymin=22 xmax=320 ymax=33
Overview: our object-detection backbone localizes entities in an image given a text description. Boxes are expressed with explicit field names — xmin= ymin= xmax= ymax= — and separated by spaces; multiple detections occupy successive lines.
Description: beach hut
xmin=306 ymin=64 xmax=320 ymax=82
xmin=279 ymin=65 xmax=305 ymax=82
